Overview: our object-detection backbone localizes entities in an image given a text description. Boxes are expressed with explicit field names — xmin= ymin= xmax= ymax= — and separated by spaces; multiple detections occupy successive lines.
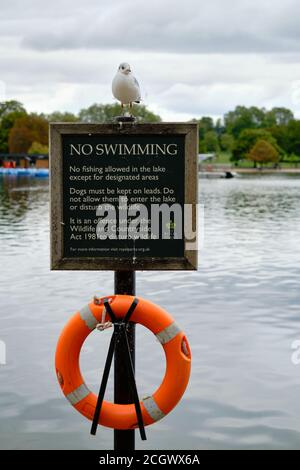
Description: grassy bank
xmin=213 ymin=151 xmax=300 ymax=169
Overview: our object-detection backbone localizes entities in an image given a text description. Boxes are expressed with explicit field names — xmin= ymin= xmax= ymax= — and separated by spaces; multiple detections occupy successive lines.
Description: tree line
xmin=195 ymin=106 xmax=300 ymax=167
xmin=0 ymin=100 xmax=299 ymax=167
xmin=0 ymin=101 xmax=161 ymax=155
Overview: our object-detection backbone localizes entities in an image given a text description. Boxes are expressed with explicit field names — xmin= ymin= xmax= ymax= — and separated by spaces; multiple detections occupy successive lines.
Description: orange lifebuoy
xmin=55 ymin=295 xmax=191 ymax=430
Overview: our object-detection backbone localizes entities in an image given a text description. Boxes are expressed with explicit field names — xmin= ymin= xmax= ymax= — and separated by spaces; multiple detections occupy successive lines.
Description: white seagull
xmin=112 ymin=62 xmax=141 ymax=109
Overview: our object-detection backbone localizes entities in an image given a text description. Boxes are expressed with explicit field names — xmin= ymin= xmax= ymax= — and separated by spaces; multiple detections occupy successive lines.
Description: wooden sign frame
xmin=50 ymin=122 xmax=198 ymax=271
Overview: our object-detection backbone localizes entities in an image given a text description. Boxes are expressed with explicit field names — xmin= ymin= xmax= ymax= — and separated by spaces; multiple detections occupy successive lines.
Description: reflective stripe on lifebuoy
xmin=55 ymin=295 xmax=191 ymax=430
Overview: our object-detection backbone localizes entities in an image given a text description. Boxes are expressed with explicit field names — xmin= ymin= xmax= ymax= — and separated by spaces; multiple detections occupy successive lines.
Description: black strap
xmin=90 ymin=298 xmax=146 ymax=440
xmin=124 ymin=297 xmax=139 ymax=323
xmin=122 ymin=329 xmax=146 ymax=440
xmin=103 ymin=298 xmax=117 ymax=323
xmin=90 ymin=331 xmax=116 ymax=435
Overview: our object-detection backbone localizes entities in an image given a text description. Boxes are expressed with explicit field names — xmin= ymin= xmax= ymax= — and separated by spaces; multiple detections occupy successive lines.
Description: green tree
xmin=78 ymin=103 xmax=161 ymax=123
xmin=0 ymin=100 xmax=25 ymax=120
xmin=247 ymin=139 xmax=279 ymax=167
xmin=270 ymin=120 xmax=300 ymax=158
xmin=220 ymin=133 xmax=235 ymax=153
xmin=215 ymin=118 xmax=225 ymax=136
xmin=197 ymin=117 xmax=214 ymax=152
xmin=286 ymin=120 xmax=300 ymax=156
xmin=232 ymin=128 xmax=281 ymax=164
xmin=28 ymin=141 xmax=49 ymax=154
xmin=264 ymin=107 xmax=294 ymax=127
xmin=284 ymin=153 xmax=300 ymax=167
xmin=8 ymin=114 xmax=48 ymax=153
xmin=197 ymin=117 xmax=214 ymax=139
xmin=224 ymin=106 xmax=266 ymax=137
xmin=268 ymin=125 xmax=289 ymax=155
xmin=203 ymin=130 xmax=219 ymax=153
xmin=47 ymin=111 xmax=79 ymax=122
xmin=0 ymin=110 xmax=27 ymax=152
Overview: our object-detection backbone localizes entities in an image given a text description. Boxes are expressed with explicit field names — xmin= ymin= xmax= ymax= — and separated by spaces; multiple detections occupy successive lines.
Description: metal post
xmin=114 ymin=270 xmax=136 ymax=450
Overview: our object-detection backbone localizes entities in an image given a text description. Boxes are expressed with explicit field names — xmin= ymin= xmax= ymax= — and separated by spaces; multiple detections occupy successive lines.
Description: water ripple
xmin=0 ymin=176 xmax=300 ymax=449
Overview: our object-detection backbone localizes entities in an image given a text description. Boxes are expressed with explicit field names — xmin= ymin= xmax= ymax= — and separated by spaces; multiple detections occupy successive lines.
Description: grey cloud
xmin=154 ymin=80 xmax=294 ymax=116
xmin=0 ymin=0 xmax=297 ymax=54
xmin=23 ymin=29 xmax=298 ymax=54
xmin=0 ymin=49 xmax=271 ymax=91
xmin=1 ymin=0 xmax=300 ymax=119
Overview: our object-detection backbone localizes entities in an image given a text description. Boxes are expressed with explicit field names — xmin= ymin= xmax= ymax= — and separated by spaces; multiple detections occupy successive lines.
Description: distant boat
xmin=223 ymin=171 xmax=236 ymax=179
xmin=199 ymin=170 xmax=237 ymax=179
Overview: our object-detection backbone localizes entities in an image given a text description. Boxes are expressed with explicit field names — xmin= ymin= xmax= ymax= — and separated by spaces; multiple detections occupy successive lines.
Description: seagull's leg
xmin=129 ymin=102 xmax=133 ymax=116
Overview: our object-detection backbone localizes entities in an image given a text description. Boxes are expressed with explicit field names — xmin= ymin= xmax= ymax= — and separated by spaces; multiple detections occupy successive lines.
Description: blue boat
xmin=0 ymin=168 xmax=49 ymax=177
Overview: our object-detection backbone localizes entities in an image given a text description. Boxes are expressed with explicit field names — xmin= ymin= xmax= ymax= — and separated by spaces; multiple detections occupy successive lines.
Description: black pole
xmin=114 ymin=270 xmax=136 ymax=450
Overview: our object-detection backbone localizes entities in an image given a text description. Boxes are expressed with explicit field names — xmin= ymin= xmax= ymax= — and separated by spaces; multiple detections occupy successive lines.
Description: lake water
xmin=0 ymin=174 xmax=300 ymax=450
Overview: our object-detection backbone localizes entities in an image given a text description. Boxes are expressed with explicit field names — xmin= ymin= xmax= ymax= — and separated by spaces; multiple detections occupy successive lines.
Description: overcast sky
xmin=1 ymin=0 xmax=300 ymax=120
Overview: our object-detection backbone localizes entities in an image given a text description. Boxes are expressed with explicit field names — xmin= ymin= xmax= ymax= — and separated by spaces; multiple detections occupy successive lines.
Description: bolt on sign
xmin=50 ymin=123 xmax=198 ymax=271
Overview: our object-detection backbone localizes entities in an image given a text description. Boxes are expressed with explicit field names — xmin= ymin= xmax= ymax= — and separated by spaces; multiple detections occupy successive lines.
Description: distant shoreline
xmin=234 ymin=168 xmax=300 ymax=174
xmin=199 ymin=165 xmax=300 ymax=175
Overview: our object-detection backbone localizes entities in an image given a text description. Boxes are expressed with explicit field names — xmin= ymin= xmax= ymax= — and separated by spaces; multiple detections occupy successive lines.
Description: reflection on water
xmin=0 ymin=177 xmax=47 ymax=222
xmin=0 ymin=175 xmax=300 ymax=449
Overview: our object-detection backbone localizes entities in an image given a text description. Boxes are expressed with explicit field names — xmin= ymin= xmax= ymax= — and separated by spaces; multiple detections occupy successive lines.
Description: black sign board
xmin=50 ymin=123 xmax=198 ymax=270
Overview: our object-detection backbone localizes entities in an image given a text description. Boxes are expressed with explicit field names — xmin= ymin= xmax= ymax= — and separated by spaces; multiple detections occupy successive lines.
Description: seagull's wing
xmin=133 ymin=76 xmax=141 ymax=101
